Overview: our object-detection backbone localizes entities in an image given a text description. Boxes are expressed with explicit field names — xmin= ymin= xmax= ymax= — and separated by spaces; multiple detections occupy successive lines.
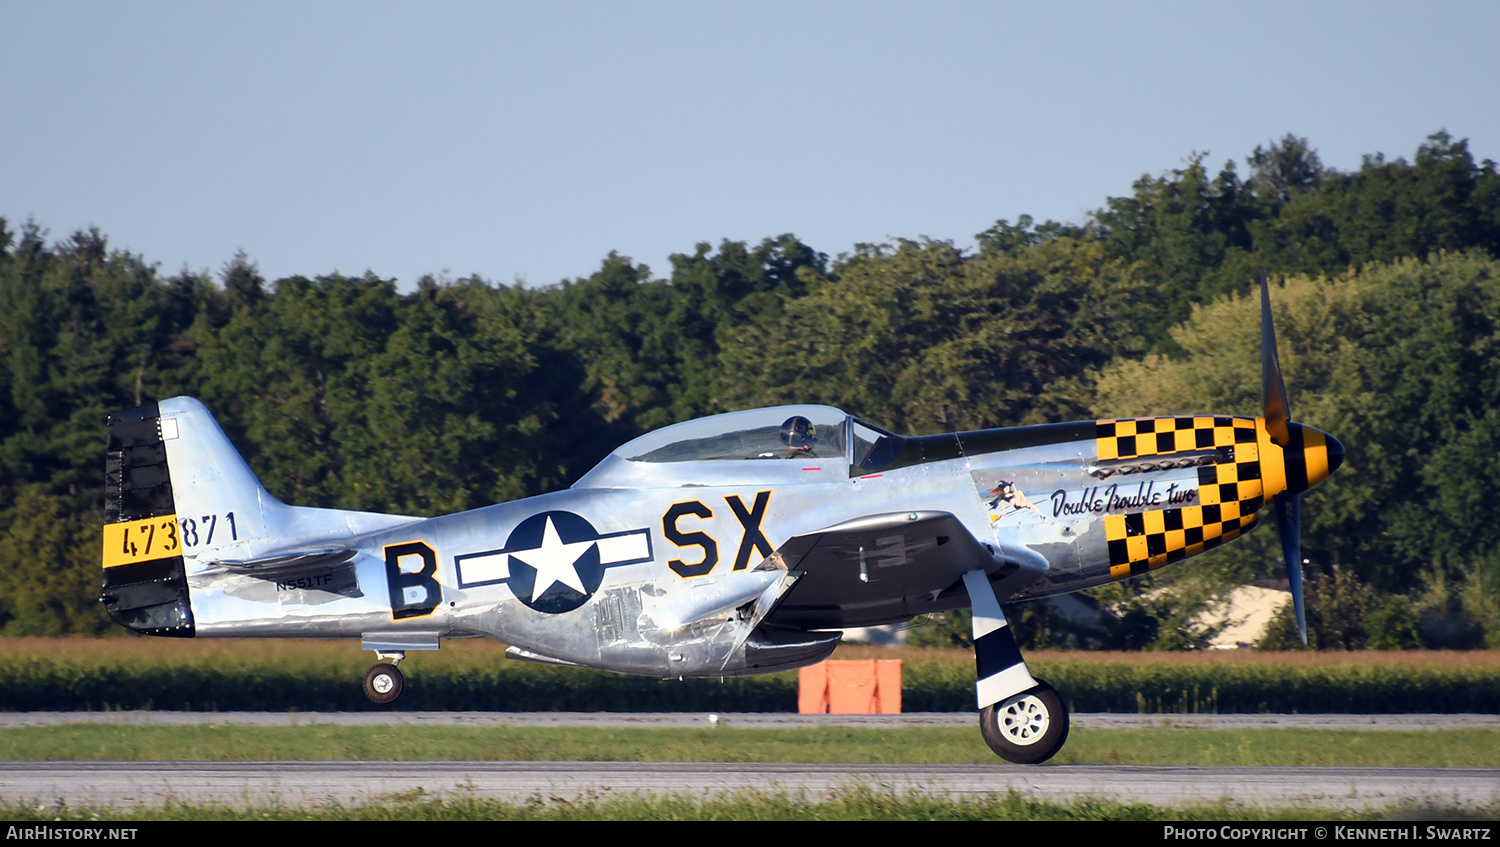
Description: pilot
xmin=780 ymin=415 xmax=818 ymax=458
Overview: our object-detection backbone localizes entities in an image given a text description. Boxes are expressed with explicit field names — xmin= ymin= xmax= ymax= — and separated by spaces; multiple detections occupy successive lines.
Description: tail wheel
xmin=979 ymin=681 xmax=1069 ymax=764
xmin=363 ymin=663 xmax=404 ymax=705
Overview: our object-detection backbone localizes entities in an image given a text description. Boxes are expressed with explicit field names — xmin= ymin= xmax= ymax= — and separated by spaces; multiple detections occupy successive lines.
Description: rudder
xmin=101 ymin=401 xmax=195 ymax=636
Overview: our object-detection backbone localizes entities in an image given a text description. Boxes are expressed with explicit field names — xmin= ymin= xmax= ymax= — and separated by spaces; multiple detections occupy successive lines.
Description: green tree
xmin=337 ymin=277 xmax=577 ymax=513
xmin=193 ymin=272 xmax=402 ymax=506
xmin=1093 ymin=153 xmax=1261 ymax=337
xmin=0 ymin=487 xmax=110 ymax=635
xmin=720 ymin=236 xmax=1148 ymax=433
xmin=1094 ymin=254 xmax=1500 ymax=638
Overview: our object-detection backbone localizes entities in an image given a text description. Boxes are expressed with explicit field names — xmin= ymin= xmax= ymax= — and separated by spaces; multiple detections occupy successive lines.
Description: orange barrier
xmin=797 ymin=659 xmax=902 ymax=714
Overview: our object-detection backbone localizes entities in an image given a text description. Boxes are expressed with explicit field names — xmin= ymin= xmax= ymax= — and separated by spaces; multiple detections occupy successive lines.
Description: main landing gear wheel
xmin=363 ymin=663 xmax=404 ymax=705
xmin=979 ymin=681 xmax=1069 ymax=764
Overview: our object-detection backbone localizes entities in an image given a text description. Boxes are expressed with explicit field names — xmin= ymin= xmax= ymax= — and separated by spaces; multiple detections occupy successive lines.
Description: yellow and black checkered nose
xmin=1097 ymin=416 xmax=1266 ymax=578
xmin=1094 ymin=415 xmax=1342 ymax=580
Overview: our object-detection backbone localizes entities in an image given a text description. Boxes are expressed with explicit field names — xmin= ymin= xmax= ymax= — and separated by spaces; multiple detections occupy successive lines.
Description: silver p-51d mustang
xmin=101 ymin=277 xmax=1341 ymax=763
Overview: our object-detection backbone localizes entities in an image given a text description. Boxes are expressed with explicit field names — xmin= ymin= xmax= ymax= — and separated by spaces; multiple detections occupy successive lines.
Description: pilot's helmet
xmin=780 ymin=415 xmax=815 ymax=449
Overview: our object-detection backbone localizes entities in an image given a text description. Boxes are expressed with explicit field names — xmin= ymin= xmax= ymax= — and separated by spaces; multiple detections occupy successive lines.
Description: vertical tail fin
xmin=149 ymin=397 xmax=421 ymax=565
xmin=152 ymin=396 xmax=283 ymax=555
xmin=102 ymin=397 xmax=424 ymax=636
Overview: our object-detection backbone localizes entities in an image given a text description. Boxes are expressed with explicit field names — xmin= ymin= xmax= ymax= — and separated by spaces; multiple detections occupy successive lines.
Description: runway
xmin=0 ymin=713 xmax=1495 ymax=811
xmin=0 ymin=761 xmax=1494 ymax=811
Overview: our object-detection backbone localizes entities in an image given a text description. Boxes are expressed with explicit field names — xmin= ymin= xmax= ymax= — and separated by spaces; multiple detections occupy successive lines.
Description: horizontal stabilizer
xmin=211 ymin=546 xmax=356 ymax=575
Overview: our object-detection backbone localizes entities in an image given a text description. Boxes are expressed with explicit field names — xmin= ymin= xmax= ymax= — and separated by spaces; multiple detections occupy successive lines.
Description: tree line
xmin=3 ymin=131 xmax=1497 ymax=647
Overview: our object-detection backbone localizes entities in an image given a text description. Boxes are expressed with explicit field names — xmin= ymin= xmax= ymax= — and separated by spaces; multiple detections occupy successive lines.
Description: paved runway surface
xmin=0 ymin=713 xmax=1494 ymax=810
xmin=0 ymin=761 xmax=1494 ymax=811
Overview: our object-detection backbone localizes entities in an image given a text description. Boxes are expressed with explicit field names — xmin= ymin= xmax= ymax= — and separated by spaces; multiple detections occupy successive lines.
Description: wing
xmin=760 ymin=511 xmax=1046 ymax=629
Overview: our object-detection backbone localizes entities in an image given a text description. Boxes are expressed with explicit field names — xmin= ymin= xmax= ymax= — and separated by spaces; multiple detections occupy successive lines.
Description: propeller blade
xmin=1260 ymin=272 xmax=1292 ymax=447
xmin=1274 ymin=493 xmax=1307 ymax=645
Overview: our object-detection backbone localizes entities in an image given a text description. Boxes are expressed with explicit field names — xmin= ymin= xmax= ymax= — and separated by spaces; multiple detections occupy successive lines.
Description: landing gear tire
xmin=980 ymin=681 xmax=1069 ymax=764
xmin=363 ymin=663 xmax=404 ymax=705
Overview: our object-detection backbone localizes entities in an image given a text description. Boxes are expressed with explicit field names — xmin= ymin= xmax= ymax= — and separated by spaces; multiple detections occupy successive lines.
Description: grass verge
xmin=0 ymin=725 xmax=1495 ymax=766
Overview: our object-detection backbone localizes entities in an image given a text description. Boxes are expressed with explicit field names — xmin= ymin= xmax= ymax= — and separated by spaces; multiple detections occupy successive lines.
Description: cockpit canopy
xmin=572 ymin=405 xmax=910 ymax=488
xmin=622 ymin=405 xmax=848 ymax=463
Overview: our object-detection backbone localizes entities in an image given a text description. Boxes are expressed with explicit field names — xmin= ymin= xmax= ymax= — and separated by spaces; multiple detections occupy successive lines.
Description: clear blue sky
xmin=5 ymin=1 xmax=1498 ymax=289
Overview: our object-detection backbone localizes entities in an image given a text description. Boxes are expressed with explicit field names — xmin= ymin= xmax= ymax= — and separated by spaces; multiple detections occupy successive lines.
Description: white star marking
xmin=509 ymin=516 xmax=595 ymax=599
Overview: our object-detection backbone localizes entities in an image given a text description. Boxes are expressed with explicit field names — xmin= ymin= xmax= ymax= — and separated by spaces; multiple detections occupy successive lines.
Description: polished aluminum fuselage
xmin=173 ymin=403 xmax=1331 ymax=678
